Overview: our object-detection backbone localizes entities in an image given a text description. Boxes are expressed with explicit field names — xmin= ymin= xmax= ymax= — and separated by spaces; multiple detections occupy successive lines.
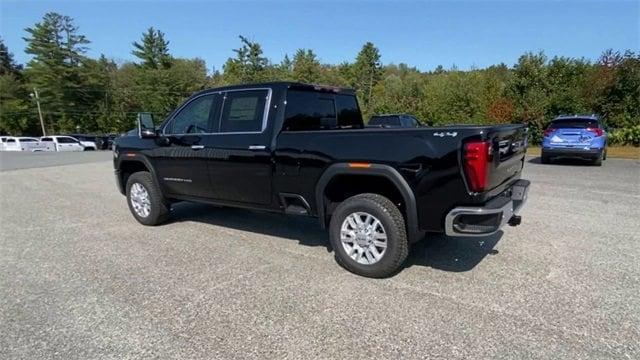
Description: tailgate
xmin=486 ymin=125 xmax=528 ymax=191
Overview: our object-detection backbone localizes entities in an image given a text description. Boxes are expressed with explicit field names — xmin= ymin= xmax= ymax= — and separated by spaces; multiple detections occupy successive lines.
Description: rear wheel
xmin=126 ymin=171 xmax=170 ymax=225
xmin=541 ymin=152 xmax=551 ymax=164
xmin=593 ymin=152 xmax=603 ymax=166
xmin=329 ymin=193 xmax=408 ymax=278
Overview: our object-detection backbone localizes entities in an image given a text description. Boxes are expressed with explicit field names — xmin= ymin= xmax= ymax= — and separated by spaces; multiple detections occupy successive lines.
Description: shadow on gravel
xmin=168 ymin=202 xmax=502 ymax=273
xmin=528 ymin=156 xmax=597 ymax=166
xmin=169 ymin=202 xmax=332 ymax=251
xmin=405 ymin=231 xmax=503 ymax=272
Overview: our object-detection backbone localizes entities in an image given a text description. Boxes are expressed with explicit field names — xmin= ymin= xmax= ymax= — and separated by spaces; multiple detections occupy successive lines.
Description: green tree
xmin=506 ymin=52 xmax=550 ymax=141
xmin=23 ymin=12 xmax=95 ymax=133
xmin=352 ymin=42 xmax=382 ymax=115
xmin=222 ymin=35 xmax=269 ymax=83
xmin=292 ymin=49 xmax=321 ymax=83
xmin=132 ymin=27 xmax=172 ymax=69
xmin=0 ymin=39 xmax=33 ymax=135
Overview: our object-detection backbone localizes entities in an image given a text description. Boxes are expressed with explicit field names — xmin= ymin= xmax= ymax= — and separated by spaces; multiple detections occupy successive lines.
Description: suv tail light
xmin=463 ymin=141 xmax=491 ymax=192
xmin=543 ymin=128 xmax=555 ymax=137
xmin=586 ymin=128 xmax=603 ymax=137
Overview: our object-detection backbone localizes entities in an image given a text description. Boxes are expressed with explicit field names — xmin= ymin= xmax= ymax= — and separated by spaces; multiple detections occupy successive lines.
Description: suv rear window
xmin=549 ymin=119 xmax=599 ymax=129
xmin=369 ymin=116 xmax=401 ymax=127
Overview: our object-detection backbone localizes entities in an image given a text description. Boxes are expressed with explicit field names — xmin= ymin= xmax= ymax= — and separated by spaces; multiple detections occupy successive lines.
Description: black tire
xmin=541 ymin=153 xmax=551 ymax=164
xmin=602 ymin=148 xmax=607 ymax=160
xmin=125 ymin=171 xmax=170 ymax=225
xmin=329 ymin=193 xmax=408 ymax=278
xmin=593 ymin=152 xmax=603 ymax=166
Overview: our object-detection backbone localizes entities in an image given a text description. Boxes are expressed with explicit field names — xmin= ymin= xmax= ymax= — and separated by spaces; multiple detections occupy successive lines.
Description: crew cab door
xmin=206 ymin=88 xmax=273 ymax=205
xmin=154 ymin=93 xmax=221 ymax=198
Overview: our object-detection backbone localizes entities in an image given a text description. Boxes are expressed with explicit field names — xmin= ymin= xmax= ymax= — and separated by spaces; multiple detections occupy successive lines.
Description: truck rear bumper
xmin=444 ymin=179 xmax=530 ymax=237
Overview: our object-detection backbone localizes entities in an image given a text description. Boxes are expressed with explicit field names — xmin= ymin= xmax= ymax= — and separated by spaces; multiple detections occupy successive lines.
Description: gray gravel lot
xmin=1 ymin=153 xmax=639 ymax=359
xmin=0 ymin=151 xmax=112 ymax=171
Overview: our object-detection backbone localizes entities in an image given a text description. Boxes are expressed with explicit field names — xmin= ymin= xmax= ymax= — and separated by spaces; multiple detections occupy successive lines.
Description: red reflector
xmin=543 ymin=128 xmax=555 ymax=137
xmin=586 ymin=128 xmax=603 ymax=137
xmin=463 ymin=141 xmax=491 ymax=192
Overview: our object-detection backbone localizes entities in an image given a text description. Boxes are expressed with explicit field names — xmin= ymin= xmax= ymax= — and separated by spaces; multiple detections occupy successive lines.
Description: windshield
xmin=549 ymin=119 xmax=599 ymax=129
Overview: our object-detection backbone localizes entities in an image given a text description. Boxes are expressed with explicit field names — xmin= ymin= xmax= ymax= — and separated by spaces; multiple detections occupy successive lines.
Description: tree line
xmin=1 ymin=12 xmax=638 ymax=145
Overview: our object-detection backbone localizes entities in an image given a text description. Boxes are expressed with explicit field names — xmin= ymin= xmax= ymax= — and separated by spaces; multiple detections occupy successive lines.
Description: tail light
xmin=586 ymin=128 xmax=603 ymax=137
xmin=463 ymin=141 xmax=491 ymax=192
xmin=543 ymin=128 xmax=555 ymax=137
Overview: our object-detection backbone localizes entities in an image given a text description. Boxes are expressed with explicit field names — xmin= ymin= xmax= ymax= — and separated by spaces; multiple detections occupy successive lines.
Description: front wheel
xmin=329 ymin=193 xmax=409 ymax=278
xmin=126 ymin=171 xmax=170 ymax=225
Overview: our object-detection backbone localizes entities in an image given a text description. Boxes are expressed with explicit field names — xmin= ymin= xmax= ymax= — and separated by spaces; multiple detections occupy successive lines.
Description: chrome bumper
xmin=445 ymin=179 xmax=530 ymax=237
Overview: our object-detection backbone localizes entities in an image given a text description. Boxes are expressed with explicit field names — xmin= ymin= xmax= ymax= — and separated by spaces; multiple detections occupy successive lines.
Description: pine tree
xmin=23 ymin=12 xmax=92 ymax=133
xmin=352 ymin=42 xmax=382 ymax=113
xmin=0 ymin=38 xmax=23 ymax=76
xmin=292 ymin=49 xmax=321 ymax=83
xmin=223 ymin=35 xmax=269 ymax=83
xmin=132 ymin=27 xmax=172 ymax=69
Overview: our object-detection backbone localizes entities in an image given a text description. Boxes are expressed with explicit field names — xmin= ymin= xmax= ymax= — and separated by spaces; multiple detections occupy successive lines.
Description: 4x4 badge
xmin=433 ymin=132 xmax=458 ymax=137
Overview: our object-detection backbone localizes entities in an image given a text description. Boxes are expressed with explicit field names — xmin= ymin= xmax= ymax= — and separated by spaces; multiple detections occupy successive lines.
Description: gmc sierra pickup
xmin=114 ymin=82 xmax=530 ymax=277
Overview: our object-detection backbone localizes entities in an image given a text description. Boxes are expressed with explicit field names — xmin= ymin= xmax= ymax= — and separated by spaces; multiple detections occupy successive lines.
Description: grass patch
xmin=527 ymin=146 xmax=639 ymax=159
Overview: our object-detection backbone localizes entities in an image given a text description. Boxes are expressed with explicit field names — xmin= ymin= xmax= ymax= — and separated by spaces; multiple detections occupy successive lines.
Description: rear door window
xmin=219 ymin=90 xmax=269 ymax=133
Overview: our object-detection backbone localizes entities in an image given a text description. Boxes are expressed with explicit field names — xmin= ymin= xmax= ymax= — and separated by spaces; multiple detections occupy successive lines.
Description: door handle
xmin=248 ymin=145 xmax=266 ymax=150
xmin=191 ymin=145 xmax=205 ymax=150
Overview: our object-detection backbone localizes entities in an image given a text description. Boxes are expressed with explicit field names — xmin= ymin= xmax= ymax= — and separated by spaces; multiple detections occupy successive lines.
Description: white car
xmin=2 ymin=137 xmax=48 ymax=152
xmin=40 ymin=136 xmax=86 ymax=152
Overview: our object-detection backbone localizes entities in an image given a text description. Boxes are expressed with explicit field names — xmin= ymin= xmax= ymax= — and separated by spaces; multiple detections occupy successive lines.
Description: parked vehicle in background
xmin=113 ymin=82 xmax=530 ymax=278
xmin=40 ymin=136 xmax=86 ymax=152
xmin=96 ymin=134 xmax=118 ymax=150
xmin=1 ymin=137 xmax=48 ymax=152
xmin=541 ymin=115 xmax=607 ymax=166
xmin=66 ymin=134 xmax=97 ymax=150
xmin=0 ymin=136 xmax=7 ymax=151
xmin=367 ymin=114 xmax=422 ymax=128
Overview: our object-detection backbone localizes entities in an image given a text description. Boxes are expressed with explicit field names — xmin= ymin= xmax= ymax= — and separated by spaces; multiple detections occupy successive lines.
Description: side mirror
xmin=137 ymin=112 xmax=156 ymax=138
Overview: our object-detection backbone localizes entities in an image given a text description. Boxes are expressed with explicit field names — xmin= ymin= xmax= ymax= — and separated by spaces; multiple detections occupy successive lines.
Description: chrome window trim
xmin=162 ymin=88 xmax=272 ymax=136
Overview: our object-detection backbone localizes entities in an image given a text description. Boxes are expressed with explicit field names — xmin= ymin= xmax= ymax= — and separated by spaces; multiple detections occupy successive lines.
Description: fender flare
xmin=116 ymin=154 xmax=163 ymax=195
xmin=315 ymin=163 xmax=421 ymax=242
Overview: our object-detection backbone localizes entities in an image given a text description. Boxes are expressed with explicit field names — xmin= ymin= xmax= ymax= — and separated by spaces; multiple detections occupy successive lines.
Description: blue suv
xmin=541 ymin=115 xmax=607 ymax=166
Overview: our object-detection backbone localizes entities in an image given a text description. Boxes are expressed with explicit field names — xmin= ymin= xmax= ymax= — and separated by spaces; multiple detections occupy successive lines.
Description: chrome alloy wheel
xmin=130 ymin=183 xmax=151 ymax=218
xmin=340 ymin=212 xmax=388 ymax=265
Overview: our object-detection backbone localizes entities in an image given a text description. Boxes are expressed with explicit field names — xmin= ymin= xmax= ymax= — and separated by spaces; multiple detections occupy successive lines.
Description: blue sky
xmin=1 ymin=0 xmax=638 ymax=72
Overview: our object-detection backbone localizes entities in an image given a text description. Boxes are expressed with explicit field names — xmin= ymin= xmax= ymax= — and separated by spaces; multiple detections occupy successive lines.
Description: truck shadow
xmin=169 ymin=202 xmax=332 ymax=251
xmin=405 ymin=231 xmax=503 ymax=272
xmin=168 ymin=202 xmax=502 ymax=273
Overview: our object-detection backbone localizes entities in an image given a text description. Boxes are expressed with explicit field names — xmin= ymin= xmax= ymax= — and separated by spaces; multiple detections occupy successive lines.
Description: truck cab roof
xmin=190 ymin=82 xmax=356 ymax=98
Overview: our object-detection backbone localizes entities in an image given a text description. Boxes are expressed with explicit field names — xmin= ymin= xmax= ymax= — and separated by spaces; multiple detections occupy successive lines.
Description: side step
xmin=279 ymin=193 xmax=311 ymax=216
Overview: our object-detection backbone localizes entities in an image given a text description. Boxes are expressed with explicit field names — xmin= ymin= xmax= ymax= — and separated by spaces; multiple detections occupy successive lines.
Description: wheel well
xmin=119 ymin=160 xmax=149 ymax=187
xmin=322 ymin=174 xmax=406 ymax=222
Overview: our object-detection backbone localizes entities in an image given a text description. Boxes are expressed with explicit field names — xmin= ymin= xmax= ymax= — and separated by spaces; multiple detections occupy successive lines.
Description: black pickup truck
xmin=114 ymin=82 xmax=530 ymax=277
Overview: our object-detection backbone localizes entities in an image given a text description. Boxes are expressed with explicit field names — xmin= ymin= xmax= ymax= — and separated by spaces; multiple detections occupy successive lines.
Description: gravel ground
xmin=0 ymin=153 xmax=639 ymax=359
